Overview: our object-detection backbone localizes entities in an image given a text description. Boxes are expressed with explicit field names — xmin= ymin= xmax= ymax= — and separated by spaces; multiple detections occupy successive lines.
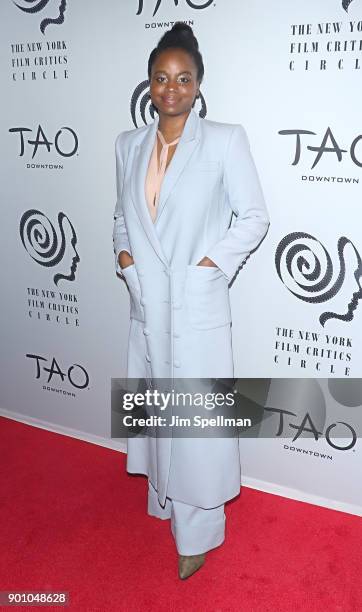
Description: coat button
xmin=145 ymin=353 xmax=151 ymax=362
xmin=163 ymin=268 xmax=170 ymax=276
xmin=143 ymin=328 xmax=151 ymax=336
xmin=172 ymin=302 xmax=181 ymax=309
xmin=174 ymin=360 xmax=181 ymax=368
xmin=173 ymin=332 xmax=180 ymax=338
xmin=140 ymin=297 xmax=146 ymax=306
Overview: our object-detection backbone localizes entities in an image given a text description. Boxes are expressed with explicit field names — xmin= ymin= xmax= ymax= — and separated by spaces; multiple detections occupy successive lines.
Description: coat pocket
xmin=121 ymin=263 xmax=145 ymax=322
xmin=185 ymin=265 xmax=231 ymax=330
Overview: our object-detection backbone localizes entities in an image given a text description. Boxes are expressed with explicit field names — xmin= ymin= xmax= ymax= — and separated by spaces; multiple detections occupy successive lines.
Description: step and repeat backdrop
xmin=0 ymin=0 xmax=361 ymax=515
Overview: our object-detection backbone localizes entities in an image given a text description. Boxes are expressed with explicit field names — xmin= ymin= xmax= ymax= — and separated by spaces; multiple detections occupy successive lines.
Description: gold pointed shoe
xmin=178 ymin=553 xmax=206 ymax=580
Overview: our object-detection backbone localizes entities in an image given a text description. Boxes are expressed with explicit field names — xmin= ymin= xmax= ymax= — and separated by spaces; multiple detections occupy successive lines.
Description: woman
xmin=113 ymin=23 xmax=270 ymax=579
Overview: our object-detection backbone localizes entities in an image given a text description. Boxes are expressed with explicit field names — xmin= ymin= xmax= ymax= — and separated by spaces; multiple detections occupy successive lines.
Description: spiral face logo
xmin=136 ymin=0 xmax=214 ymax=17
xmin=342 ymin=0 xmax=355 ymax=11
xmin=20 ymin=209 xmax=79 ymax=285
xmin=130 ymin=80 xmax=207 ymax=128
xmin=13 ymin=0 xmax=67 ymax=34
xmin=275 ymin=232 xmax=362 ymax=326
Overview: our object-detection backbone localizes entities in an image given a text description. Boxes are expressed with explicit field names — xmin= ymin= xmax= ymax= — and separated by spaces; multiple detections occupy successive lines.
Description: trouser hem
xmin=171 ymin=514 xmax=226 ymax=555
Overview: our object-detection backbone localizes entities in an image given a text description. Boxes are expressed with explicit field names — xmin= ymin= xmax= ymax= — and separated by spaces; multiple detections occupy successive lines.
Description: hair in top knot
xmin=148 ymin=22 xmax=204 ymax=83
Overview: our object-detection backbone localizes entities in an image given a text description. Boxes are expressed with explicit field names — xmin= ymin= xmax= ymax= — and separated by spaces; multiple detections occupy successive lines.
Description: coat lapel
xmin=130 ymin=108 xmax=201 ymax=265
xmin=156 ymin=108 xmax=201 ymax=221
xmin=130 ymin=115 xmax=167 ymax=265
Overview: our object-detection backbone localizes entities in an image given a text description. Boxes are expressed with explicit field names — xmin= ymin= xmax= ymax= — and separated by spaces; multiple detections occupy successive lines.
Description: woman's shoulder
xmin=115 ymin=122 xmax=149 ymax=152
xmin=200 ymin=116 xmax=248 ymax=145
xmin=202 ymin=115 xmax=243 ymax=128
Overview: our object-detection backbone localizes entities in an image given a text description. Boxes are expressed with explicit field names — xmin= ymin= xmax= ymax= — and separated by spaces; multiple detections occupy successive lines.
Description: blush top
xmin=145 ymin=129 xmax=181 ymax=222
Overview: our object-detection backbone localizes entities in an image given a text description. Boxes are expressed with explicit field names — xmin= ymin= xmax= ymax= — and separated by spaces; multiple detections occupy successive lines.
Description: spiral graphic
xmin=13 ymin=0 xmax=51 ymax=13
xmin=19 ymin=209 xmax=79 ymax=285
xmin=130 ymin=80 xmax=207 ymax=128
xmin=342 ymin=0 xmax=355 ymax=12
xmin=13 ymin=0 xmax=66 ymax=34
xmin=275 ymin=232 xmax=362 ymax=326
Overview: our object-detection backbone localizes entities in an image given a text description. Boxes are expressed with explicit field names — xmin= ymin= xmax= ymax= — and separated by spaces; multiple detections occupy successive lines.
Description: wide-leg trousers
xmin=147 ymin=479 xmax=226 ymax=555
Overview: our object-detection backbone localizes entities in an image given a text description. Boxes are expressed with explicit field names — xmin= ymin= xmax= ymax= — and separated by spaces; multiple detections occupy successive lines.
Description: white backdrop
xmin=0 ymin=0 xmax=361 ymax=516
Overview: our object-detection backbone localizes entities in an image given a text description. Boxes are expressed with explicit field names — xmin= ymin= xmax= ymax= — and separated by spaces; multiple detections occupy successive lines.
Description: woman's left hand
xmin=197 ymin=256 xmax=218 ymax=267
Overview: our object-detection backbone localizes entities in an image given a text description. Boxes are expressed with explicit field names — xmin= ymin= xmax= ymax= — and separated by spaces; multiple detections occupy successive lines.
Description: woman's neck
xmin=157 ymin=109 xmax=191 ymax=143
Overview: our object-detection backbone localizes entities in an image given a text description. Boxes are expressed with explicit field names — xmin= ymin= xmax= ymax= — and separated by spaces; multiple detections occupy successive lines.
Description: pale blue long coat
xmin=113 ymin=108 xmax=270 ymax=508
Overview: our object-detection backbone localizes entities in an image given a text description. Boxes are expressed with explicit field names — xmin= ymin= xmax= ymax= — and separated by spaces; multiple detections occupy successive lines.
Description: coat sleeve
xmin=205 ymin=124 xmax=270 ymax=282
xmin=113 ymin=132 xmax=132 ymax=275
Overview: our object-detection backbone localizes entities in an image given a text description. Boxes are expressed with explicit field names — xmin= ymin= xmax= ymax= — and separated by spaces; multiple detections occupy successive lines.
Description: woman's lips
xmin=162 ymin=96 xmax=178 ymax=105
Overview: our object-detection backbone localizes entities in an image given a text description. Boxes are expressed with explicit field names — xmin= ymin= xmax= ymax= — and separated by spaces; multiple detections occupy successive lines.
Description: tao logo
xmin=26 ymin=354 xmax=89 ymax=389
xmin=278 ymin=127 xmax=362 ymax=169
xmin=9 ymin=125 xmax=78 ymax=158
xmin=265 ymin=406 xmax=357 ymax=451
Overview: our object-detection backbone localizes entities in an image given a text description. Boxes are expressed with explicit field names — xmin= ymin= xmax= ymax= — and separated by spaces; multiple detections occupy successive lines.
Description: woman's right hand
xmin=118 ymin=250 xmax=134 ymax=270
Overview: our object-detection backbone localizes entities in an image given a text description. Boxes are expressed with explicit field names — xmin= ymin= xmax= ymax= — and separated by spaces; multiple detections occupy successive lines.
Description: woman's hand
xmin=197 ymin=256 xmax=218 ymax=267
xmin=118 ymin=250 xmax=134 ymax=270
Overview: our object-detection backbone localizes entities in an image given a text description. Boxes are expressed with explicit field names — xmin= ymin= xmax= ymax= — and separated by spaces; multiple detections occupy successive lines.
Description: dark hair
xmin=147 ymin=22 xmax=204 ymax=83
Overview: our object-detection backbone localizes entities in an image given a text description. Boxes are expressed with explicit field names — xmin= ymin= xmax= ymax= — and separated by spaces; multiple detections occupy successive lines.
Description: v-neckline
xmin=156 ymin=130 xmax=181 ymax=173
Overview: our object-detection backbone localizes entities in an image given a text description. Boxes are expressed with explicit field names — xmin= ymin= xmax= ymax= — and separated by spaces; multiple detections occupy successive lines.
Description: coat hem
xmin=126 ymin=467 xmax=242 ymax=509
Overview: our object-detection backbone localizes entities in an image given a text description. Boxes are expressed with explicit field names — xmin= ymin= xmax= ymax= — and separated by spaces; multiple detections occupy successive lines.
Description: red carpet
xmin=0 ymin=416 xmax=361 ymax=611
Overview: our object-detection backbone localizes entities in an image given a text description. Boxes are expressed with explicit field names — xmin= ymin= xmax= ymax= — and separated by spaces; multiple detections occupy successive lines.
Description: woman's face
xmin=149 ymin=47 xmax=200 ymax=117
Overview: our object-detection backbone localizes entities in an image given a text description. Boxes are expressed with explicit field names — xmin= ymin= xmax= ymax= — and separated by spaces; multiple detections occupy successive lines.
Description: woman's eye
xmin=154 ymin=76 xmax=190 ymax=84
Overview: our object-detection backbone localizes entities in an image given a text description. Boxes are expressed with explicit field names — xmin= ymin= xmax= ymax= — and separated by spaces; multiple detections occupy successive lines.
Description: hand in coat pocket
xmin=185 ymin=264 xmax=231 ymax=330
xmin=118 ymin=250 xmax=134 ymax=270
xmin=196 ymin=256 xmax=218 ymax=268
xmin=121 ymin=263 xmax=145 ymax=323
